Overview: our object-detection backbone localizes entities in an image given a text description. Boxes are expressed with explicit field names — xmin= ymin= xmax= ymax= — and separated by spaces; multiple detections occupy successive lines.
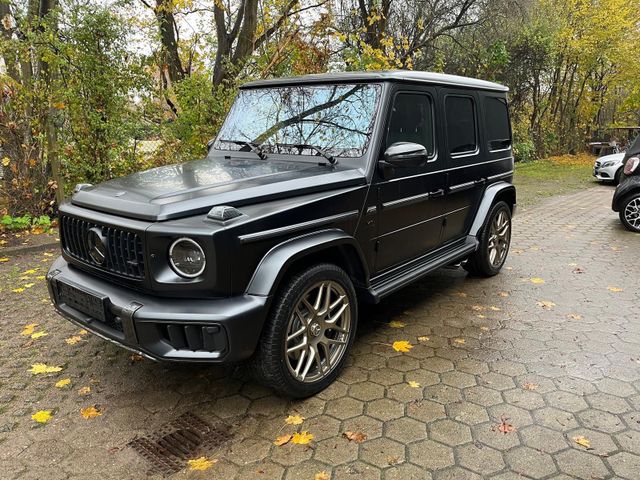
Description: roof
xmin=241 ymin=70 xmax=509 ymax=92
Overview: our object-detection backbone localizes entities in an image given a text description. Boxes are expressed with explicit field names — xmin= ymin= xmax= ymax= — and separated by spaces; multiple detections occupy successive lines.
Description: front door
xmin=374 ymin=88 xmax=447 ymax=273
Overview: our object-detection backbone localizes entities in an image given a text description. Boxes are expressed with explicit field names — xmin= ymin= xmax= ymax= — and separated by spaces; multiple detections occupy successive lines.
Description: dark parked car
xmin=612 ymin=135 xmax=640 ymax=232
xmin=47 ymin=71 xmax=516 ymax=397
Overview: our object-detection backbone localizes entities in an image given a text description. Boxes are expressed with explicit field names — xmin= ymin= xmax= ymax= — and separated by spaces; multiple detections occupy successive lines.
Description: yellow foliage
xmin=392 ymin=340 xmax=413 ymax=352
xmin=80 ymin=405 xmax=102 ymax=419
xmin=285 ymin=414 xmax=305 ymax=425
xmin=187 ymin=456 xmax=217 ymax=471
xmin=28 ymin=363 xmax=63 ymax=374
xmin=31 ymin=410 xmax=53 ymax=423
xmin=55 ymin=378 xmax=71 ymax=388
xmin=291 ymin=431 xmax=314 ymax=444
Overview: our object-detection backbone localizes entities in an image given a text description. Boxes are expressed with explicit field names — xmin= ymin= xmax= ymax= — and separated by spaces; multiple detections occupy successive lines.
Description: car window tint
xmin=386 ymin=93 xmax=434 ymax=156
xmin=484 ymin=97 xmax=511 ymax=151
xmin=445 ymin=96 xmax=477 ymax=155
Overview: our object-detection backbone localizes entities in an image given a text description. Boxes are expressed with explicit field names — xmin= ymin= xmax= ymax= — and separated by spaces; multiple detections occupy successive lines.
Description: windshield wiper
xmin=290 ymin=143 xmax=337 ymax=165
xmin=219 ymin=139 xmax=267 ymax=160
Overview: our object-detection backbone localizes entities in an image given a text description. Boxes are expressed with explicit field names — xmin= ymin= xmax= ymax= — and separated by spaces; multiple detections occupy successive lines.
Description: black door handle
xmin=430 ymin=189 xmax=445 ymax=198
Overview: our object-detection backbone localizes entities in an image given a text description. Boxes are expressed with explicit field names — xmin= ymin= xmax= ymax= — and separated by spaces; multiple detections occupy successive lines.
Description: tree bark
xmin=155 ymin=0 xmax=185 ymax=85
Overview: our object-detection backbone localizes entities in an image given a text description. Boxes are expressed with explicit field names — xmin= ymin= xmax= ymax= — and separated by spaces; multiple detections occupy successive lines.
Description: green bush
xmin=1 ymin=214 xmax=52 ymax=232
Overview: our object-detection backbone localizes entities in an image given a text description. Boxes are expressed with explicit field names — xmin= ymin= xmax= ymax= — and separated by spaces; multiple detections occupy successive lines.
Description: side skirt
xmin=363 ymin=236 xmax=478 ymax=303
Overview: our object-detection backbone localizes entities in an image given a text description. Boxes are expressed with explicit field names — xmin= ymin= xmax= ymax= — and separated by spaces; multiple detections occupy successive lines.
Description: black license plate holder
xmin=57 ymin=281 xmax=110 ymax=323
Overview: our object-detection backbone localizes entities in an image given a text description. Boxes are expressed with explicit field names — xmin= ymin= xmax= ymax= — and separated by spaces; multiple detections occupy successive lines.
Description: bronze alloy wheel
xmin=487 ymin=208 xmax=511 ymax=267
xmin=284 ymin=280 xmax=351 ymax=383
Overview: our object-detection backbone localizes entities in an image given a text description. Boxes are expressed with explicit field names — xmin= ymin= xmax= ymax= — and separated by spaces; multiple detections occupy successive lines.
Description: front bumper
xmin=593 ymin=164 xmax=618 ymax=181
xmin=47 ymin=257 xmax=269 ymax=362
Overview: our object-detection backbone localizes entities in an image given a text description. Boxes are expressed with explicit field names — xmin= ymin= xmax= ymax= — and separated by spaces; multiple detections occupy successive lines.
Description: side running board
xmin=366 ymin=236 xmax=478 ymax=303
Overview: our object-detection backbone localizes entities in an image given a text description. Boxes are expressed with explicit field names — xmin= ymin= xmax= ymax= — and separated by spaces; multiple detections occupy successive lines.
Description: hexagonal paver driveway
xmin=1 ymin=185 xmax=639 ymax=479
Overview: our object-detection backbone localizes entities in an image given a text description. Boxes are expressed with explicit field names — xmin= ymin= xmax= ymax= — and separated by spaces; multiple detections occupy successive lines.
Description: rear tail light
xmin=624 ymin=156 xmax=640 ymax=175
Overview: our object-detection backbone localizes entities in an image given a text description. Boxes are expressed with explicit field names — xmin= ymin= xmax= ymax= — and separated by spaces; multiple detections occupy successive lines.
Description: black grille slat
xmin=60 ymin=215 xmax=145 ymax=280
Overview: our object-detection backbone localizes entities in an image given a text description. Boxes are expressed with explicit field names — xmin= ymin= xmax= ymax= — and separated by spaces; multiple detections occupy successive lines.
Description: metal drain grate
xmin=128 ymin=412 xmax=231 ymax=476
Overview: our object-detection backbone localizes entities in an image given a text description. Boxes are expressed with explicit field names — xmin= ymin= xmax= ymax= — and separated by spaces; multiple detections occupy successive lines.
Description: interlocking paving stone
xmin=2 ymin=185 xmax=639 ymax=478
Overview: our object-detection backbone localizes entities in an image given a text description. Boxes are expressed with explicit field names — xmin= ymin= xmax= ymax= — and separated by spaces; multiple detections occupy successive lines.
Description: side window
xmin=445 ymin=96 xmax=477 ymax=155
xmin=484 ymin=97 xmax=511 ymax=151
xmin=386 ymin=93 xmax=435 ymax=157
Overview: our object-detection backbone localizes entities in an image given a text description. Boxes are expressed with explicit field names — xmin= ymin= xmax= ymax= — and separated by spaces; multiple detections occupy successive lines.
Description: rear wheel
xmin=464 ymin=201 xmax=512 ymax=276
xmin=619 ymin=192 xmax=640 ymax=232
xmin=251 ymin=264 xmax=358 ymax=398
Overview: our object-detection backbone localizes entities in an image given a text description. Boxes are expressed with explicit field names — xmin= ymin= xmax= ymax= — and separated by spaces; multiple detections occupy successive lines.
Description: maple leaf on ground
xmin=12 ymin=287 xmax=25 ymax=293
xmin=285 ymin=414 xmax=305 ymax=426
xmin=407 ymin=381 xmax=421 ymax=388
xmin=31 ymin=331 xmax=47 ymax=340
xmin=291 ymin=431 xmax=314 ymax=444
xmin=55 ymin=378 xmax=71 ymax=388
xmin=65 ymin=335 xmax=82 ymax=345
xmin=80 ymin=405 xmax=102 ymax=419
xmin=530 ymin=277 xmax=545 ymax=284
xmin=392 ymin=340 xmax=413 ymax=353
xmin=0 ymin=257 xmax=9 ymax=263
xmin=388 ymin=320 xmax=406 ymax=328
xmin=32 ymin=410 xmax=53 ymax=423
xmin=187 ymin=457 xmax=217 ymax=471
xmin=522 ymin=382 xmax=539 ymax=390
xmin=20 ymin=323 xmax=38 ymax=336
xmin=28 ymin=363 xmax=63 ymax=375
xmin=274 ymin=434 xmax=293 ymax=446
xmin=78 ymin=329 xmax=89 ymax=336
xmin=343 ymin=431 xmax=367 ymax=443
xmin=572 ymin=435 xmax=591 ymax=449
xmin=315 ymin=472 xmax=330 ymax=480
xmin=22 ymin=269 xmax=37 ymax=275
xmin=493 ymin=415 xmax=515 ymax=434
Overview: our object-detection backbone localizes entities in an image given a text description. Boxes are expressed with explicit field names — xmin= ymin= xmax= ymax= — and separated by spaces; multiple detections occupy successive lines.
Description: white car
xmin=593 ymin=152 xmax=625 ymax=184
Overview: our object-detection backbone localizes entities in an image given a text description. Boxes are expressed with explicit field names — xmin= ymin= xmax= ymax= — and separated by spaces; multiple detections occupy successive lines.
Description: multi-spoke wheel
xmin=464 ymin=201 xmax=512 ymax=276
xmin=619 ymin=193 xmax=640 ymax=232
xmin=251 ymin=264 xmax=357 ymax=398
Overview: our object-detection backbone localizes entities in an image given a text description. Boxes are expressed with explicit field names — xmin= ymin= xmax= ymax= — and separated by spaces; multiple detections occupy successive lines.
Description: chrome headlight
xmin=601 ymin=161 xmax=615 ymax=167
xmin=168 ymin=238 xmax=206 ymax=278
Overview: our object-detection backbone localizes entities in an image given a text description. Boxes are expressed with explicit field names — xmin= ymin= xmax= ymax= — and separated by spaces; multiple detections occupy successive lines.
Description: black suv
xmin=47 ymin=71 xmax=515 ymax=397
xmin=612 ymin=135 xmax=640 ymax=232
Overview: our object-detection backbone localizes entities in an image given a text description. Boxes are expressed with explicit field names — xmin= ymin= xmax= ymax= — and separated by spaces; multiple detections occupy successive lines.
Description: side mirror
xmin=384 ymin=142 xmax=428 ymax=167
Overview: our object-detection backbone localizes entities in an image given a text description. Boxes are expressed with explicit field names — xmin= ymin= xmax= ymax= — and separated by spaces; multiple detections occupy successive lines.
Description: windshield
xmin=214 ymin=84 xmax=381 ymax=159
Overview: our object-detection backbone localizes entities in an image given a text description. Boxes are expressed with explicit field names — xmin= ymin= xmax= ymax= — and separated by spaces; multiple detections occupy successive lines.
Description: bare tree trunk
xmin=155 ymin=0 xmax=185 ymax=85
xmin=0 ymin=2 xmax=20 ymax=80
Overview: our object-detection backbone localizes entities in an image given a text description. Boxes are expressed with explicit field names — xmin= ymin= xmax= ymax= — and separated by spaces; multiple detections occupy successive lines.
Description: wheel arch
xmin=245 ymin=229 xmax=370 ymax=297
xmin=469 ymin=181 xmax=516 ymax=237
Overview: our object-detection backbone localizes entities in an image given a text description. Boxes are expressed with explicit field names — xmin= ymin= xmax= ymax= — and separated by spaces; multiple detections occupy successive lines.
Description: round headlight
xmin=169 ymin=238 xmax=206 ymax=278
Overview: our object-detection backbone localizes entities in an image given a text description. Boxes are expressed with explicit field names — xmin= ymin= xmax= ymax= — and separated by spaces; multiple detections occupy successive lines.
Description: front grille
xmin=60 ymin=215 xmax=145 ymax=279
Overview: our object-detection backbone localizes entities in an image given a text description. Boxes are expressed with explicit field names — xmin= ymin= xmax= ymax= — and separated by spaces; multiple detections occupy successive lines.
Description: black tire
xmin=464 ymin=201 xmax=512 ymax=277
xmin=614 ymin=167 xmax=623 ymax=185
xmin=618 ymin=192 xmax=640 ymax=233
xmin=251 ymin=263 xmax=358 ymax=398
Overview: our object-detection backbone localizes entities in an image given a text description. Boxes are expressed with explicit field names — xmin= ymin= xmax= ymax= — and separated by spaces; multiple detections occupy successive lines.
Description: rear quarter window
xmin=445 ymin=96 xmax=477 ymax=155
xmin=484 ymin=97 xmax=511 ymax=151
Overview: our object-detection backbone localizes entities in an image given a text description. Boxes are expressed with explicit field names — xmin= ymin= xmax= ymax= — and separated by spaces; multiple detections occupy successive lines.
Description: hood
xmin=71 ymin=156 xmax=366 ymax=221
xmin=598 ymin=152 xmax=625 ymax=163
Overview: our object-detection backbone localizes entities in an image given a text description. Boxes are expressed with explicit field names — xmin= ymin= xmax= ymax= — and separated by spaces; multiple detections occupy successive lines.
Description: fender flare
xmin=245 ymin=229 xmax=370 ymax=297
xmin=469 ymin=181 xmax=516 ymax=237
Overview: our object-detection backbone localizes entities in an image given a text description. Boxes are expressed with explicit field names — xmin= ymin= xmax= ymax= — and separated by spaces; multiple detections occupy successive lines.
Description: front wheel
xmin=619 ymin=192 xmax=640 ymax=232
xmin=251 ymin=264 xmax=358 ymax=398
xmin=464 ymin=201 xmax=512 ymax=276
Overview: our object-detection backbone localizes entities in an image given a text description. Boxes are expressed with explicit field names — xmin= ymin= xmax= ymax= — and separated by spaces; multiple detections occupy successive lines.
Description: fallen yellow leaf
xmin=22 ymin=269 xmax=37 ymax=275
xmin=522 ymin=382 xmax=539 ymax=390
xmin=454 ymin=338 xmax=466 ymax=345
xmin=392 ymin=340 xmax=413 ymax=352
xmin=315 ymin=472 xmax=330 ymax=480
xmin=31 ymin=331 xmax=48 ymax=340
xmin=608 ymin=286 xmax=623 ymax=292
xmin=407 ymin=381 xmax=421 ymax=388
xmin=78 ymin=386 xmax=91 ymax=395
xmin=291 ymin=431 xmax=314 ymax=445
xmin=274 ymin=433 xmax=293 ymax=446
xmin=530 ymin=277 xmax=545 ymax=284
xmin=23 ymin=283 xmax=35 ymax=288
xmin=498 ymin=291 xmax=509 ymax=297
xmin=21 ymin=323 xmax=38 ymax=336
xmin=567 ymin=313 xmax=582 ymax=321
xmin=0 ymin=257 xmax=9 ymax=263
xmin=388 ymin=320 xmax=406 ymax=328
xmin=342 ymin=431 xmax=367 ymax=443
xmin=285 ymin=414 xmax=305 ymax=426
xmin=31 ymin=410 xmax=53 ymax=424
xmin=187 ymin=456 xmax=217 ymax=471
xmin=78 ymin=329 xmax=89 ymax=336
xmin=36 ymin=275 xmax=45 ymax=280
xmin=480 ymin=326 xmax=490 ymax=331
xmin=28 ymin=363 xmax=63 ymax=375
xmin=65 ymin=335 xmax=82 ymax=345
xmin=537 ymin=300 xmax=556 ymax=309
xmin=1 ymin=156 xmax=9 ymax=167
xmin=477 ymin=314 xmax=486 ymax=319
xmin=55 ymin=378 xmax=71 ymax=388
xmin=12 ymin=288 xmax=25 ymax=293
xmin=417 ymin=336 xmax=429 ymax=342
xmin=573 ymin=435 xmax=591 ymax=448
xmin=489 ymin=306 xmax=501 ymax=311
xmin=80 ymin=405 xmax=102 ymax=419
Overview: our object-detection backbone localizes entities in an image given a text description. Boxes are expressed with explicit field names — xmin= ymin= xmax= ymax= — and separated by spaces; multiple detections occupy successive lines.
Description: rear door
xmin=374 ymin=86 xmax=447 ymax=272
